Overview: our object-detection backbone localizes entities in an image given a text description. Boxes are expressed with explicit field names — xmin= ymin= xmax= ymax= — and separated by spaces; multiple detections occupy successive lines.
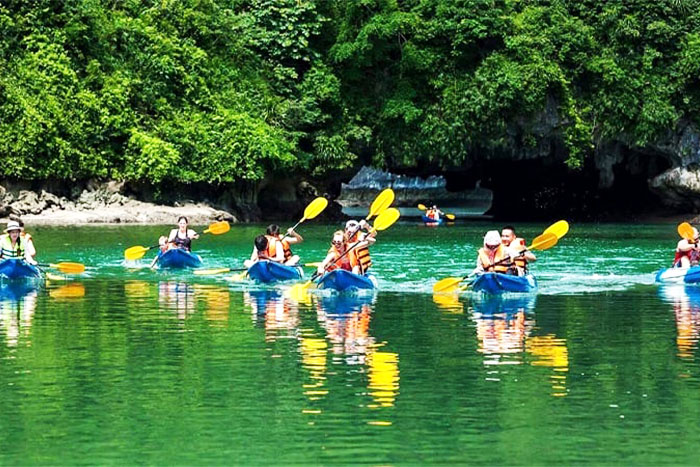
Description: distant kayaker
xmin=501 ymin=225 xmax=536 ymax=276
xmin=425 ymin=205 xmax=444 ymax=221
xmin=674 ymin=227 xmax=700 ymax=268
xmin=159 ymin=216 xmax=199 ymax=253
xmin=318 ymin=231 xmax=359 ymax=275
xmin=267 ymin=224 xmax=302 ymax=266
xmin=245 ymin=233 xmax=285 ymax=268
xmin=0 ymin=221 xmax=38 ymax=265
xmin=345 ymin=220 xmax=375 ymax=274
xmin=475 ymin=230 xmax=513 ymax=275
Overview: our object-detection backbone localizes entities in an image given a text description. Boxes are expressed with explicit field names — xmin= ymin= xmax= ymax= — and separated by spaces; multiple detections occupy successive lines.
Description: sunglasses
xmin=332 ymin=240 xmax=343 ymax=245
xmin=486 ymin=244 xmax=499 ymax=250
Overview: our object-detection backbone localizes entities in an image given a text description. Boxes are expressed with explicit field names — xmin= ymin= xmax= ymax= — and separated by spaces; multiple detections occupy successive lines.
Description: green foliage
xmin=1 ymin=0 xmax=700 ymax=182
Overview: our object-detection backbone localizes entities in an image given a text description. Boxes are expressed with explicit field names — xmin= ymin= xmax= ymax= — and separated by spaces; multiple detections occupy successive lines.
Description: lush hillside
xmin=1 ymin=0 xmax=699 ymax=185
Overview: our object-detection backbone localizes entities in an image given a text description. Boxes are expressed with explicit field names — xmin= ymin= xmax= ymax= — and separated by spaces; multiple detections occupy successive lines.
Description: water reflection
xmin=470 ymin=295 xmax=537 ymax=365
xmin=0 ymin=282 xmax=39 ymax=347
xmin=158 ymin=281 xmax=195 ymax=319
xmin=243 ymin=290 xmax=299 ymax=341
xmin=659 ymin=285 xmax=700 ymax=359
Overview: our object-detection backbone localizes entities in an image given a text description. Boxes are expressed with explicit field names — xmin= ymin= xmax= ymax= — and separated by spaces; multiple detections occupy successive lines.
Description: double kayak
xmin=247 ymin=261 xmax=303 ymax=283
xmin=655 ymin=266 xmax=700 ymax=284
xmin=470 ymin=272 xmax=537 ymax=294
xmin=316 ymin=269 xmax=378 ymax=292
xmin=422 ymin=215 xmax=444 ymax=225
xmin=0 ymin=258 xmax=41 ymax=280
xmin=155 ymin=248 xmax=202 ymax=269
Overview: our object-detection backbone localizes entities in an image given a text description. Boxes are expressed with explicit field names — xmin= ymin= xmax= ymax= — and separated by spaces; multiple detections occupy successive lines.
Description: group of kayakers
xmin=476 ymin=226 xmax=536 ymax=277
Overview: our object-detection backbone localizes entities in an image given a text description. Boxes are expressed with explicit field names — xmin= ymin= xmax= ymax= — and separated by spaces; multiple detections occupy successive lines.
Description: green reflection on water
xmin=0 ymin=224 xmax=698 ymax=463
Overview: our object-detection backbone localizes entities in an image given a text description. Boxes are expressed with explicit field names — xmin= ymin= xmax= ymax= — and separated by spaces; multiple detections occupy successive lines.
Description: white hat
xmin=345 ymin=220 xmax=359 ymax=229
xmin=4 ymin=221 xmax=22 ymax=232
xmin=483 ymin=230 xmax=501 ymax=246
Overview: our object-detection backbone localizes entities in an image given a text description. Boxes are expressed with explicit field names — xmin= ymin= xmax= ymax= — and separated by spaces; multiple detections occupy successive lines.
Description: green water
xmin=1 ymin=222 xmax=699 ymax=464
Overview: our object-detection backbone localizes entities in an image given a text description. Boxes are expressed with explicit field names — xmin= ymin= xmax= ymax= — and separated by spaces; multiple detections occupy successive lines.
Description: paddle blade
xmin=543 ymin=220 xmax=569 ymax=240
xmin=678 ymin=222 xmax=695 ymax=240
xmin=373 ymin=207 xmax=400 ymax=231
xmin=225 ymin=271 xmax=248 ymax=282
xmin=302 ymin=262 xmax=322 ymax=268
xmin=433 ymin=277 xmax=464 ymax=293
xmin=303 ymin=197 xmax=329 ymax=220
xmin=528 ymin=232 xmax=558 ymax=251
xmin=51 ymin=262 xmax=85 ymax=274
xmin=446 ymin=214 xmax=456 ymax=220
xmin=368 ymin=188 xmax=395 ymax=219
xmin=204 ymin=221 xmax=230 ymax=235
xmin=194 ymin=268 xmax=232 ymax=276
xmin=124 ymin=246 xmax=149 ymax=260
xmin=417 ymin=203 xmax=427 ymax=211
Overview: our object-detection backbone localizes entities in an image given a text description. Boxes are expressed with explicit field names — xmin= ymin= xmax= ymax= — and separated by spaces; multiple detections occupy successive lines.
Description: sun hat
xmin=345 ymin=220 xmax=359 ymax=229
xmin=4 ymin=221 xmax=22 ymax=232
xmin=483 ymin=230 xmax=501 ymax=246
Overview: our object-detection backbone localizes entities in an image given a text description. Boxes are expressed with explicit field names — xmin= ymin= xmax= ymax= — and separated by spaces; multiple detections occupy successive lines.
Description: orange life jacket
xmin=263 ymin=235 xmax=283 ymax=261
xmin=478 ymin=245 xmax=510 ymax=273
xmin=348 ymin=231 xmax=372 ymax=274
xmin=326 ymin=245 xmax=357 ymax=272
xmin=278 ymin=235 xmax=293 ymax=261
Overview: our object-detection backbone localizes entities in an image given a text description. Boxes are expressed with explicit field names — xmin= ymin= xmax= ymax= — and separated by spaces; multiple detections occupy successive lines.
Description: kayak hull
xmin=247 ymin=261 xmax=303 ymax=283
xmin=655 ymin=266 xmax=700 ymax=284
xmin=316 ymin=269 xmax=377 ymax=292
xmin=422 ymin=215 xmax=444 ymax=225
xmin=0 ymin=258 xmax=41 ymax=280
xmin=471 ymin=273 xmax=537 ymax=294
xmin=156 ymin=249 xmax=202 ymax=269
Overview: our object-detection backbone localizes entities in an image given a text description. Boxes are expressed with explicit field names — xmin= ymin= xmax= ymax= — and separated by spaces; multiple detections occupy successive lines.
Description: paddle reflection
xmin=196 ymin=285 xmax=231 ymax=324
xmin=525 ymin=334 xmax=569 ymax=397
xmin=0 ymin=282 xmax=39 ymax=348
xmin=470 ymin=295 xmax=537 ymax=365
xmin=659 ymin=285 xmax=700 ymax=359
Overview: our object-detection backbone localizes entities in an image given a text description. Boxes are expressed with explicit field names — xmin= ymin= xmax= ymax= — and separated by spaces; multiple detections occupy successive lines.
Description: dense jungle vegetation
xmin=1 ymin=0 xmax=699 ymax=184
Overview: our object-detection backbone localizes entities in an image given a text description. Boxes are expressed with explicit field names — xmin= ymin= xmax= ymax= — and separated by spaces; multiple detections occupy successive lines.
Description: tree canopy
xmin=1 ymin=0 xmax=699 ymax=182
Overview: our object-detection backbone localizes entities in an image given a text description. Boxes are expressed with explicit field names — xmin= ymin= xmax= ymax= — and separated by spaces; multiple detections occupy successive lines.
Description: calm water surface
xmin=1 ymin=222 xmax=699 ymax=464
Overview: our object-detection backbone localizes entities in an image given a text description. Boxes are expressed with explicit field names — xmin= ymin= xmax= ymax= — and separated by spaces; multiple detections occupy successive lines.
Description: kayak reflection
xmin=0 ymin=282 xmax=39 ymax=347
xmin=470 ymin=295 xmax=537 ymax=364
xmin=243 ymin=290 xmax=300 ymax=341
xmin=158 ymin=281 xmax=195 ymax=319
xmin=659 ymin=284 xmax=700 ymax=359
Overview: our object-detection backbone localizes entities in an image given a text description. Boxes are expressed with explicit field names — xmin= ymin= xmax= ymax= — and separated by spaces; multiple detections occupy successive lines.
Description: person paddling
xmin=317 ymin=231 xmax=360 ymax=275
xmin=501 ymin=225 xmax=536 ymax=276
xmin=425 ymin=205 xmax=444 ymax=222
xmin=267 ymin=224 xmax=302 ymax=266
xmin=159 ymin=216 xmax=199 ymax=253
xmin=674 ymin=227 xmax=700 ymax=268
xmin=345 ymin=220 xmax=375 ymax=274
xmin=475 ymin=230 xmax=513 ymax=275
xmin=0 ymin=221 xmax=38 ymax=265
xmin=244 ymin=232 xmax=285 ymax=268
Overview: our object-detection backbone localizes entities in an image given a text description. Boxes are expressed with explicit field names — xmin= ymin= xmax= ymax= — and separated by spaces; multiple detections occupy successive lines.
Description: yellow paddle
xmin=417 ymin=203 xmax=455 ymax=221
xmin=283 ymin=197 xmax=329 ymax=237
xmin=39 ymin=262 xmax=86 ymax=274
xmin=124 ymin=220 xmax=230 ymax=260
xmin=543 ymin=220 xmax=569 ymax=239
xmin=678 ymin=222 xmax=696 ymax=241
xmin=433 ymin=226 xmax=564 ymax=294
xmin=368 ymin=188 xmax=395 ymax=219
xmin=291 ymin=207 xmax=401 ymax=293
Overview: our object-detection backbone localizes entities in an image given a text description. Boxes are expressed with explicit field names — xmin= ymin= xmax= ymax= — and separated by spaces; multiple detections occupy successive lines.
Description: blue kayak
xmin=422 ymin=215 xmax=444 ymax=225
xmin=0 ymin=281 xmax=40 ymax=301
xmin=655 ymin=266 xmax=700 ymax=284
xmin=316 ymin=269 xmax=378 ymax=292
xmin=0 ymin=258 xmax=42 ymax=280
xmin=470 ymin=272 xmax=537 ymax=294
xmin=247 ymin=261 xmax=303 ymax=283
xmin=155 ymin=248 xmax=202 ymax=269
